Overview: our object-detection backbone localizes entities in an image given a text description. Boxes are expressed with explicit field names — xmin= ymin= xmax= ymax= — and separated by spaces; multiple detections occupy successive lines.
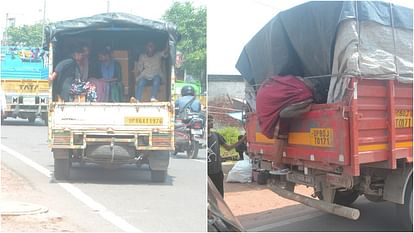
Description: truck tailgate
xmin=51 ymin=102 xmax=172 ymax=130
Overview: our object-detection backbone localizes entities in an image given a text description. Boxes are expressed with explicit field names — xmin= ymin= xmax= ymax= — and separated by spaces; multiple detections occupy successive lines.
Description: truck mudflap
xmin=268 ymin=183 xmax=360 ymax=220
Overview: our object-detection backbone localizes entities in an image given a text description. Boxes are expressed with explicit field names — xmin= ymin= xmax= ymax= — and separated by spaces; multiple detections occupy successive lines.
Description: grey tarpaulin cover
xmin=43 ymin=12 xmax=179 ymax=54
xmin=235 ymin=1 xmax=413 ymax=107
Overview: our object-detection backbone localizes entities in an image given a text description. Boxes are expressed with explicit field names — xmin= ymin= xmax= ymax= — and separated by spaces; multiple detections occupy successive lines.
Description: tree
xmin=6 ymin=23 xmax=43 ymax=47
xmin=163 ymin=2 xmax=206 ymax=81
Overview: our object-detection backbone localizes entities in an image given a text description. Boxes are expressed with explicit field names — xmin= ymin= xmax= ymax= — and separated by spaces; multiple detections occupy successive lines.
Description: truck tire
xmin=151 ymin=170 xmax=167 ymax=182
xmin=317 ymin=189 xmax=360 ymax=206
xmin=42 ymin=114 xmax=48 ymax=126
xmin=187 ymin=141 xmax=199 ymax=159
xmin=54 ymin=159 xmax=70 ymax=180
xmin=396 ymin=177 xmax=413 ymax=231
xmin=333 ymin=189 xmax=360 ymax=206
xmin=28 ymin=116 xmax=36 ymax=123
xmin=364 ymin=194 xmax=383 ymax=202
xmin=257 ymin=171 xmax=269 ymax=185
xmin=53 ymin=149 xmax=70 ymax=180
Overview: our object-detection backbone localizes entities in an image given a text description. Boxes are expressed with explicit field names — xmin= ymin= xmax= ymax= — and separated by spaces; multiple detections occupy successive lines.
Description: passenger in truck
xmin=49 ymin=46 xmax=83 ymax=102
xmin=133 ymin=41 xmax=168 ymax=102
xmin=91 ymin=47 xmax=123 ymax=102
xmin=79 ymin=44 xmax=90 ymax=82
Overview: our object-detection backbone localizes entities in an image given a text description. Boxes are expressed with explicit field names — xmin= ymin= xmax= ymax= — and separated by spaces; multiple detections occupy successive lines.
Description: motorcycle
xmin=174 ymin=110 xmax=204 ymax=159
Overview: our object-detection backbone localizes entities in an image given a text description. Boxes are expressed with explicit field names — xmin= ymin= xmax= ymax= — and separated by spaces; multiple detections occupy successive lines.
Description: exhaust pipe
xmin=269 ymin=185 xmax=360 ymax=220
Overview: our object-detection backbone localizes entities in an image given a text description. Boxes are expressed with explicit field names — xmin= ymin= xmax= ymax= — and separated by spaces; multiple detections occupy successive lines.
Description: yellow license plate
xmin=124 ymin=117 xmax=163 ymax=125
xmin=396 ymin=110 xmax=412 ymax=128
xmin=310 ymin=128 xmax=333 ymax=147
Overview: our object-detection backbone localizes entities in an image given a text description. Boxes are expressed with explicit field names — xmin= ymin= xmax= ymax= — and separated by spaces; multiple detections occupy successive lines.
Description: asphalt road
xmin=236 ymin=188 xmax=410 ymax=232
xmin=1 ymin=118 xmax=207 ymax=232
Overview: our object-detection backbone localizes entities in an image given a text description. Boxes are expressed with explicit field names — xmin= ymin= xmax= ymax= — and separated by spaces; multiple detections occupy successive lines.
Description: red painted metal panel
xmin=245 ymin=78 xmax=412 ymax=178
xmin=358 ymin=118 xmax=387 ymax=130
xmin=285 ymin=147 xmax=346 ymax=165
xmin=359 ymin=151 xmax=388 ymax=163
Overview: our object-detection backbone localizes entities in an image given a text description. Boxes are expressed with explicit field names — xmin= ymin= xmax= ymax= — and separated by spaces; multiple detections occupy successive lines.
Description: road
xmin=224 ymin=180 xmax=410 ymax=232
xmin=240 ymin=198 xmax=408 ymax=232
xmin=1 ymin=118 xmax=207 ymax=232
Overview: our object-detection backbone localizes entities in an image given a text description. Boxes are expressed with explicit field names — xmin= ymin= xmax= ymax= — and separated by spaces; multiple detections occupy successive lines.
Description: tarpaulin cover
xmin=236 ymin=1 xmax=413 ymax=106
xmin=44 ymin=12 xmax=179 ymax=50
xmin=256 ymin=76 xmax=313 ymax=139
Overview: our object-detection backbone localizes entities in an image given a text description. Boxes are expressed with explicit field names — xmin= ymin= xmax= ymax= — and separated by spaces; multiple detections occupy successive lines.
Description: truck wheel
xmin=257 ymin=171 xmax=269 ymax=185
xmin=317 ymin=189 xmax=360 ymax=206
xmin=284 ymin=181 xmax=295 ymax=192
xmin=187 ymin=141 xmax=199 ymax=159
xmin=42 ymin=115 xmax=48 ymax=126
xmin=53 ymin=149 xmax=70 ymax=180
xmin=333 ymin=189 xmax=360 ymax=206
xmin=28 ymin=116 xmax=36 ymax=123
xmin=54 ymin=159 xmax=70 ymax=180
xmin=364 ymin=194 xmax=383 ymax=202
xmin=151 ymin=170 xmax=167 ymax=182
xmin=396 ymin=177 xmax=413 ymax=230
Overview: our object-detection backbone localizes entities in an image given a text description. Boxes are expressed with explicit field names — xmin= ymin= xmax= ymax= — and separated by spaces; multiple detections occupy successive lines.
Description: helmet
xmin=181 ymin=85 xmax=195 ymax=96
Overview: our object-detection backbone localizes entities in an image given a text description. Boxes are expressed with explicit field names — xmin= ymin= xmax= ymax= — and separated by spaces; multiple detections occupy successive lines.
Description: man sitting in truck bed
xmin=49 ymin=46 xmax=83 ymax=102
xmin=133 ymin=41 xmax=168 ymax=102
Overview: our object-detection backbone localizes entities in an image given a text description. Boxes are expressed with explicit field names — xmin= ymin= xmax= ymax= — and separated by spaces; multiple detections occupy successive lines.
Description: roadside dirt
xmin=224 ymin=182 xmax=314 ymax=217
xmin=1 ymin=164 xmax=77 ymax=232
xmin=222 ymin=162 xmax=314 ymax=217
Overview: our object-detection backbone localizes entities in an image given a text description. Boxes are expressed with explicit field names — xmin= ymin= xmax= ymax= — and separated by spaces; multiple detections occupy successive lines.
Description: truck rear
xmin=1 ymin=48 xmax=49 ymax=124
xmin=45 ymin=13 xmax=179 ymax=182
xmin=237 ymin=1 xmax=413 ymax=229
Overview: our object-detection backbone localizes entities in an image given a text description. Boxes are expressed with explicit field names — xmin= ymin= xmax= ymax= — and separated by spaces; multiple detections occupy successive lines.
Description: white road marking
xmin=193 ymin=158 xmax=207 ymax=163
xmin=1 ymin=145 xmax=51 ymax=177
xmin=247 ymin=210 xmax=324 ymax=232
xmin=1 ymin=144 xmax=141 ymax=233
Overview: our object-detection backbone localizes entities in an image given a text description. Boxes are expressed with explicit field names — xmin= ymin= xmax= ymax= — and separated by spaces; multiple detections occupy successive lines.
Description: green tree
xmin=163 ymin=2 xmax=206 ymax=81
xmin=6 ymin=23 xmax=43 ymax=47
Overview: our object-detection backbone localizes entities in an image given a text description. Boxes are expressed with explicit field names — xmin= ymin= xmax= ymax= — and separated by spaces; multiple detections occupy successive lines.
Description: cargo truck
xmin=1 ymin=48 xmax=49 ymax=124
xmin=237 ymin=1 xmax=413 ymax=229
xmin=45 ymin=13 xmax=179 ymax=182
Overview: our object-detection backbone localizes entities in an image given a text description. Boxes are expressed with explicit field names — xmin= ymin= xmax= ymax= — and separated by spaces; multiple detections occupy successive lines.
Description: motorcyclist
xmin=175 ymin=85 xmax=201 ymax=116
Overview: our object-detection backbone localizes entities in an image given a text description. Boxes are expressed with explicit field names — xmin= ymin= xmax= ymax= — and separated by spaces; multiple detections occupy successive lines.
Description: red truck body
xmin=247 ymin=78 xmax=412 ymax=176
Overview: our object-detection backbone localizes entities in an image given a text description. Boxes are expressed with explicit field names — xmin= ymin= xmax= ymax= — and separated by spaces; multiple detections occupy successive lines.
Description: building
xmin=208 ymin=74 xmax=246 ymax=128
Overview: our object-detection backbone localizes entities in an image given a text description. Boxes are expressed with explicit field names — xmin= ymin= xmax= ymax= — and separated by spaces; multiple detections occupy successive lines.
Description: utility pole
xmin=41 ymin=0 xmax=46 ymax=47
xmin=107 ymin=0 xmax=110 ymax=13
xmin=4 ymin=13 xmax=8 ymax=46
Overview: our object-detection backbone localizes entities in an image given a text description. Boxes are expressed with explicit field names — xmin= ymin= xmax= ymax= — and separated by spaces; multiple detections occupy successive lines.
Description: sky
xmin=0 ymin=0 xmax=205 ymax=30
xmin=207 ymin=0 xmax=414 ymax=75
xmin=1 ymin=0 xmax=413 ymax=75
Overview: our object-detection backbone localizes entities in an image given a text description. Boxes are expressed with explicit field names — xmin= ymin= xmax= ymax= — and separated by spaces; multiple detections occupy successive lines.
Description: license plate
xmin=191 ymin=129 xmax=203 ymax=135
xmin=396 ymin=110 xmax=412 ymax=128
xmin=24 ymin=97 xmax=36 ymax=105
xmin=124 ymin=117 xmax=163 ymax=125
xmin=309 ymin=128 xmax=333 ymax=147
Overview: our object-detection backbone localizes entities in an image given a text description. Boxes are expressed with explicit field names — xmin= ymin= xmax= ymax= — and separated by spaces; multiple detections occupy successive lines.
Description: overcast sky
xmin=207 ymin=0 xmax=414 ymax=75
xmin=1 ymin=0 xmax=413 ymax=75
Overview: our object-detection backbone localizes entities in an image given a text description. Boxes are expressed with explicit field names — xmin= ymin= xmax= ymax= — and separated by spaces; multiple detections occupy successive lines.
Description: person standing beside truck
xmin=48 ymin=46 xmax=83 ymax=102
xmin=134 ymin=41 xmax=168 ymax=102
xmin=208 ymin=114 xmax=247 ymax=197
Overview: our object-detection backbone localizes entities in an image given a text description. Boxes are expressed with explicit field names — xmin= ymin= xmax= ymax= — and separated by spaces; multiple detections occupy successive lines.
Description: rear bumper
xmin=49 ymin=129 xmax=174 ymax=151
